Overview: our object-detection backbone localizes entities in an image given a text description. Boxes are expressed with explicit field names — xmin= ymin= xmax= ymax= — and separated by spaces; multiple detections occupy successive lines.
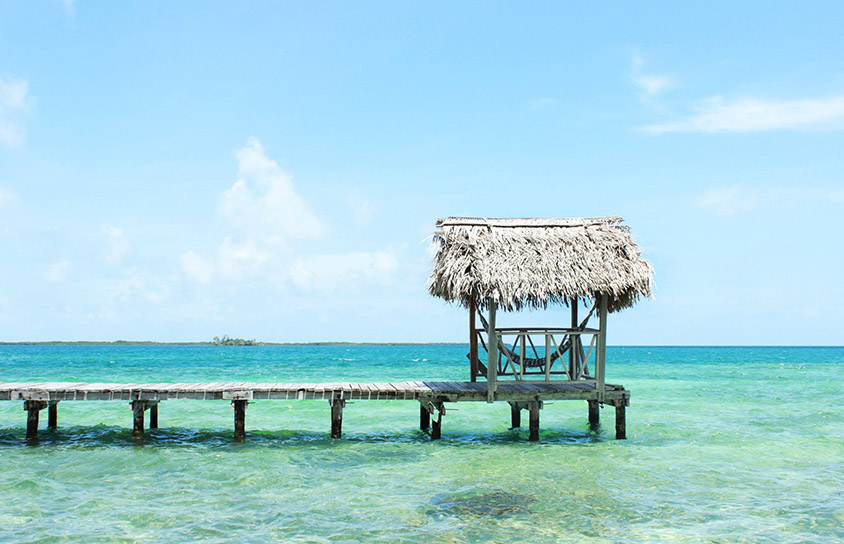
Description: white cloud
xmin=346 ymin=193 xmax=376 ymax=227
xmin=696 ymin=186 xmax=764 ymax=216
xmin=630 ymin=51 xmax=674 ymax=102
xmin=217 ymin=237 xmax=271 ymax=280
xmin=696 ymin=185 xmax=844 ymax=215
xmin=289 ymin=250 xmax=398 ymax=293
xmin=528 ymin=97 xmax=558 ymax=111
xmin=218 ymin=137 xmax=323 ymax=244
xmin=0 ymin=185 xmax=18 ymax=207
xmin=103 ymin=224 xmax=130 ymax=265
xmin=645 ymin=93 xmax=844 ymax=133
xmin=0 ymin=76 xmax=31 ymax=148
xmin=44 ymin=260 xmax=72 ymax=283
xmin=180 ymin=251 xmax=215 ymax=284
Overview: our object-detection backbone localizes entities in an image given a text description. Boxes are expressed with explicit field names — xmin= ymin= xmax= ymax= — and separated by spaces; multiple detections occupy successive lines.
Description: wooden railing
xmin=472 ymin=327 xmax=600 ymax=382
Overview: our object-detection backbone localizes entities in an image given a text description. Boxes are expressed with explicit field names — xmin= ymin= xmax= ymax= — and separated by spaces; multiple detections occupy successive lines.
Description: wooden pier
xmin=0 ymin=380 xmax=629 ymax=442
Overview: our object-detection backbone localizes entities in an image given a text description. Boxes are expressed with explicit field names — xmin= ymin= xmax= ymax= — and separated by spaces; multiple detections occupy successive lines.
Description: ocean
xmin=0 ymin=345 xmax=842 ymax=543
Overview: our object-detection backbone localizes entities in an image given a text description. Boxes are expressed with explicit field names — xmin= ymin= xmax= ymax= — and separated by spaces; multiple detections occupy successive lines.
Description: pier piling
xmin=419 ymin=402 xmax=430 ymax=431
xmin=615 ymin=404 xmax=626 ymax=439
xmin=528 ymin=401 xmax=541 ymax=441
xmin=509 ymin=401 xmax=521 ymax=429
xmin=431 ymin=402 xmax=444 ymax=440
xmin=48 ymin=402 xmax=58 ymax=429
xmin=149 ymin=403 xmax=158 ymax=429
xmin=588 ymin=400 xmax=600 ymax=427
xmin=24 ymin=400 xmax=46 ymax=441
xmin=330 ymin=398 xmax=345 ymax=439
xmin=132 ymin=401 xmax=146 ymax=438
xmin=233 ymin=400 xmax=247 ymax=441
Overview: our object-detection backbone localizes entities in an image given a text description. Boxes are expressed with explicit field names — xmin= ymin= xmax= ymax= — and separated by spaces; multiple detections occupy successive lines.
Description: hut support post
xmin=149 ymin=402 xmax=158 ymax=429
xmin=615 ymin=403 xmax=626 ymax=439
xmin=596 ymin=294 xmax=608 ymax=400
xmin=430 ymin=402 xmax=444 ymax=440
xmin=528 ymin=401 xmax=541 ymax=441
xmin=233 ymin=400 xmax=247 ymax=441
xmin=131 ymin=400 xmax=146 ymax=438
xmin=330 ymin=397 xmax=345 ymax=439
xmin=48 ymin=401 xmax=58 ymax=429
xmin=588 ymin=400 xmax=600 ymax=427
xmin=419 ymin=402 xmax=430 ymax=431
xmin=24 ymin=401 xmax=47 ymax=441
xmin=486 ymin=300 xmax=498 ymax=403
xmin=569 ymin=297 xmax=578 ymax=379
xmin=509 ymin=401 xmax=521 ymax=428
xmin=469 ymin=298 xmax=478 ymax=382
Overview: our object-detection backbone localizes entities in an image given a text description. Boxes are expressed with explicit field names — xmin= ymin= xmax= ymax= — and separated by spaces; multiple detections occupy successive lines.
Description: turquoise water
xmin=1 ymin=345 xmax=842 ymax=543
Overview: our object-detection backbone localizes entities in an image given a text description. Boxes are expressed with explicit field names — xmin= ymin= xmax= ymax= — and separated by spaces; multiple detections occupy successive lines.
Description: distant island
xmin=212 ymin=335 xmax=261 ymax=346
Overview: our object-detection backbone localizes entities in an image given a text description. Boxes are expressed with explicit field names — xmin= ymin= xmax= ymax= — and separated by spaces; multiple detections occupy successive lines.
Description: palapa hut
xmin=427 ymin=217 xmax=653 ymax=427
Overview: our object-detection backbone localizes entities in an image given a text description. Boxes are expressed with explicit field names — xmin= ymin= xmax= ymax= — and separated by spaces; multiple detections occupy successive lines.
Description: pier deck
xmin=0 ymin=381 xmax=629 ymax=441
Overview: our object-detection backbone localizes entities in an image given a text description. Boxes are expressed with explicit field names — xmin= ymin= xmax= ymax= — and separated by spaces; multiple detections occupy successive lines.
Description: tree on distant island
xmin=212 ymin=335 xmax=260 ymax=346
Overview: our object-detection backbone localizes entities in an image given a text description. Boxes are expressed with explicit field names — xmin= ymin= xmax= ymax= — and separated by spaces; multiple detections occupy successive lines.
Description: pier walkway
xmin=0 ymin=381 xmax=629 ymax=442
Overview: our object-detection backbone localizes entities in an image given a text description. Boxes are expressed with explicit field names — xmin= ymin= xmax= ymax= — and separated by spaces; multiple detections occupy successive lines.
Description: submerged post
xmin=528 ymin=401 xmax=541 ymax=441
xmin=131 ymin=400 xmax=145 ymax=438
xmin=588 ymin=400 xmax=600 ymax=427
xmin=48 ymin=402 xmax=58 ymax=429
xmin=330 ymin=398 xmax=345 ymax=439
xmin=233 ymin=400 xmax=247 ymax=441
xmin=615 ymin=404 xmax=626 ymax=439
xmin=419 ymin=402 xmax=430 ymax=431
xmin=486 ymin=300 xmax=498 ymax=403
xmin=149 ymin=403 xmax=158 ymax=429
xmin=509 ymin=401 xmax=521 ymax=428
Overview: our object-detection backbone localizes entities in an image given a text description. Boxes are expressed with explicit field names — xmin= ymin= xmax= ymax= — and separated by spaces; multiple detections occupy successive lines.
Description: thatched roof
xmin=427 ymin=217 xmax=653 ymax=313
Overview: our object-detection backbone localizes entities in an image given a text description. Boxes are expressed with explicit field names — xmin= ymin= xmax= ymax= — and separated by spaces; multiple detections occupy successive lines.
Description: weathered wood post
xmin=430 ymin=402 xmax=444 ymax=440
xmin=330 ymin=397 xmax=345 ymax=439
xmin=509 ymin=401 xmax=521 ymax=428
xmin=588 ymin=400 xmax=600 ymax=427
xmin=615 ymin=404 xmax=626 ymax=439
xmin=24 ymin=401 xmax=46 ymax=441
xmin=419 ymin=402 xmax=430 ymax=431
xmin=528 ymin=401 xmax=541 ymax=441
xmin=486 ymin=300 xmax=498 ymax=403
xmin=149 ymin=403 xmax=158 ymax=429
xmin=131 ymin=400 xmax=146 ymax=438
xmin=48 ymin=402 xmax=58 ymax=429
xmin=469 ymin=298 xmax=478 ymax=382
xmin=233 ymin=400 xmax=247 ymax=441
xmin=596 ymin=293 xmax=608 ymax=401
xmin=569 ymin=297 xmax=578 ymax=379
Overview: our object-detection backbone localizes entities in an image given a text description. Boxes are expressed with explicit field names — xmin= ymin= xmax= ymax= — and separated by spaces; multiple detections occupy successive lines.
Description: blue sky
xmin=1 ymin=1 xmax=843 ymax=344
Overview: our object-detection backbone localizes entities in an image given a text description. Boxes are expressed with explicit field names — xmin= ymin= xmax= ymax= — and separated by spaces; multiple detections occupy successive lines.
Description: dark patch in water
xmin=428 ymin=490 xmax=534 ymax=519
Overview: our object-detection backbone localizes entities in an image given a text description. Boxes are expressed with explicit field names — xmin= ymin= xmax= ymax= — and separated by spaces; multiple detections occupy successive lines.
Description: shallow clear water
xmin=1 ymin=345 xmax=842 ymax=543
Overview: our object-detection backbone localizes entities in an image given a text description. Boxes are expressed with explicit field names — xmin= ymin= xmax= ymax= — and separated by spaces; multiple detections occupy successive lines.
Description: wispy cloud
xmin=0 ymin=185 xmax=18 ymax=207
xmin=696 ymin=185 xmax=844 ymax=215
xmin=528 ymin=97 xmax=558 ymax=111
xmin=645 ymin=93 xmax=844 ymax=133
xmin=181 ymin=138 xmax=400 ymax=292
xmin=630 ymin=51 xmax=674 ymax=102
xmin=44 ymin=260 xmax=72 ymax=283
xmin=218 ymin=137 xmax=323 ymax=244
xmin=0 ymin=76 xmax=31 ymax=148
xmin=103 ymin=225 xmax=130 ymax=265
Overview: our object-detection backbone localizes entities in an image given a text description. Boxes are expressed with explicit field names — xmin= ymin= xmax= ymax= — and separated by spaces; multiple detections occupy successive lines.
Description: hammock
xmin=472 ymin=304 xmax=597 ymax=369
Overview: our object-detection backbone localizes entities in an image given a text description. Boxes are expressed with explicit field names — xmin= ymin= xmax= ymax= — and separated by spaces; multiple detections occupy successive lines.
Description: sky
xmin=1 ymin=1 xmax=843 ymax=344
